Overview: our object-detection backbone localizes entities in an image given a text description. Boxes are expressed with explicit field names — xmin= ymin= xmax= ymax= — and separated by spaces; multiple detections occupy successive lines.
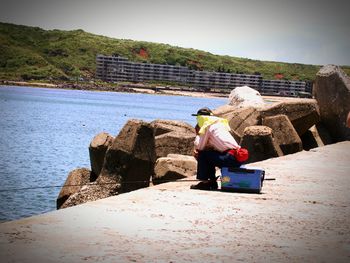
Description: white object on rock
xmin=228 ymin=86 xmax=265 ymax=108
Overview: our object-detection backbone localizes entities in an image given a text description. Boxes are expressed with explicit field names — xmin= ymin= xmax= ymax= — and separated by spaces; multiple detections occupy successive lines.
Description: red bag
xmin=228 ymin=148 xmax=249 ymax=162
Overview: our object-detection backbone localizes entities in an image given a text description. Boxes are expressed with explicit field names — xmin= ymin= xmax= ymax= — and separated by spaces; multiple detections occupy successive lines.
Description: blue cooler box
xmin=220 ymin=166 xmax=265 ymax=193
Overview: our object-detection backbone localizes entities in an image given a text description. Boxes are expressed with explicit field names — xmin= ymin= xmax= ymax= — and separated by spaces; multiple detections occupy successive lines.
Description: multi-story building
xmin=96 ymin=55 xmax=311 ymax=97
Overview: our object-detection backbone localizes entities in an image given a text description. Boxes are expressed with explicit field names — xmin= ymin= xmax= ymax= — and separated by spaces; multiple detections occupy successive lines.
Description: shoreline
xmin=0 ymin=80 xmax=312 ymax=103
xmin=1 ymin=80 xmax=227 ymax=99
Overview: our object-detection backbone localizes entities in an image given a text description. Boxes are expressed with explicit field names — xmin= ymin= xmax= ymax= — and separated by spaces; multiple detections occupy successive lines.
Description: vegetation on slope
xmin=1 ymin=22 xmax=349 ymax=82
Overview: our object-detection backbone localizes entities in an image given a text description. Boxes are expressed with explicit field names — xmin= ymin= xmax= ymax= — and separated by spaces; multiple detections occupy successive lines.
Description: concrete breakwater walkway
xmin=0 ymin=142 xmax=349 ymax=262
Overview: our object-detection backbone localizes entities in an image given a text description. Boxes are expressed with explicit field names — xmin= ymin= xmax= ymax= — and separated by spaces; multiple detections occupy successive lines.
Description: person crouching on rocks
xmin=191 ymin=107 xmax=248 ymax=190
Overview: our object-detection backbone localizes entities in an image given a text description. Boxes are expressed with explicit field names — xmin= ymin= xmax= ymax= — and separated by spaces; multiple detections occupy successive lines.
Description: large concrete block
xmin=214 ymin=106 xmax=261 ymax=137
xmin=259 ymin=100 xmax=320 ymax=136
xmin=262 ymin=114 xmax=302 ymax=155
xmin=154 ymin=132 xmax=195 ymax=158
xmin=56 ymin=168 xmax=93 ymax=209
xmin=88 ymin=132 xmax=114 ymax=179
xmin=313 ymin=65 xmax=350 ymax=142
xmin=60 ymin=175 xmax=120 ymax=209
xmin=153 ymin=154 xmax=197 ymax=184
xmin=150 ymin=120 xmax=196 ymax=159
xmin=300 ymin=124 xmax=333 ymax=150
xmin=61 ymin=120 xmax=155 ymax=207
xmin=214 ymin=105 xmax=261 ymax=140
xmin=241 ymin=126 xmax=283 ymax=163
xmin=230 ymin=108 xmax=261 ymax=138
xmin=101 ymin=119 xmax=156 ymax=193
xmin=212 ymin=104 xmax=237 ymax=119
xmin=151 ymin=119 xmax=194 ymax=136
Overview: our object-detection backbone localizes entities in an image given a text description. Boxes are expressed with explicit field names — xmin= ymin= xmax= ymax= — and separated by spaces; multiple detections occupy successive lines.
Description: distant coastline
xmin=0 ymin=80 xmax=226 ymax=98
xmin=0 ymin=80 xmax=309 ymax=103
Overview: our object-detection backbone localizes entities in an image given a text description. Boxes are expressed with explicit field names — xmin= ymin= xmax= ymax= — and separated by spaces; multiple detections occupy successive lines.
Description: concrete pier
xmin=0 ymin=142 xmax=349 ymax=262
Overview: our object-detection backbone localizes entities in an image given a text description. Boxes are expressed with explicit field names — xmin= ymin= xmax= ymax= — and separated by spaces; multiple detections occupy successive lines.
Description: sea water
xmin=0 ymin=85 xmax=226 ymax=222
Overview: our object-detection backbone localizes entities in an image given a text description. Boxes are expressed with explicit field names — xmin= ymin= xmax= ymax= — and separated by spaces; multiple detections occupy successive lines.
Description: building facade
xmin=96 ymin=55 xmax=311 ymax=97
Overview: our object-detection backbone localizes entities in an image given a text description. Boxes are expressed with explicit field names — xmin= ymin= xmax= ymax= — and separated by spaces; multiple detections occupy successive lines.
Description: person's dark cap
xmin=191 ymin=107 xmax=213 ymax=116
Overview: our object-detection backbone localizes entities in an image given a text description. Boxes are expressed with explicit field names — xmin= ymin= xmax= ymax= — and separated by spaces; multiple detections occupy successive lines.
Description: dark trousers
xmin=197 ymin=150 xmax=241 ymax=181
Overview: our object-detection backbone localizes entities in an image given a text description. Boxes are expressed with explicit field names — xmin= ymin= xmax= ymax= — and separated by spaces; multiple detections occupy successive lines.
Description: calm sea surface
xmin=0 ymin=85 xmax=226 ymax=222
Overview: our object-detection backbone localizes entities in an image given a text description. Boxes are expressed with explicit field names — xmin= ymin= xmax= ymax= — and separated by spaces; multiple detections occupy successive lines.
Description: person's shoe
xmin=190 ymin=181 xmax=211 ymax=190
xmin=190 ymin=180 xmax=218 ymax=190
xmin=210 ymin=180 xmax=218 ymax=190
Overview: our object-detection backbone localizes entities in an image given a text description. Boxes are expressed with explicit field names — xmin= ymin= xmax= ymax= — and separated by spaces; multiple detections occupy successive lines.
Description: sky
xmin=0 ymin=0 xmax=349 ymax=66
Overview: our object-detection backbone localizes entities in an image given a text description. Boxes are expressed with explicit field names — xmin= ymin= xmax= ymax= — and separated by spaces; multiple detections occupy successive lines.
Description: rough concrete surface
xmin=0 ymin=142 xmax=349 ymax=263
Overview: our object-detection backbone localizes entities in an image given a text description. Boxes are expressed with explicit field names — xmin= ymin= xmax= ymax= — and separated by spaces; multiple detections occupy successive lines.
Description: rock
xmin=228 ymin=86 xmax=266 ymax=108
xmin=214 ymin=107 xmax=261 ymax=138
xmin=228 ymin=107 xmax=261 ymax=138
xmin=212 ymin=104 xmax=237 ymax=119
xmin=300 ymin=124 xmax=333 ymax=150
xmin=259 ymin=100 xmax=320 ymax=136
xmin=56 ymin=168 xmax=93 ymax=209
xmin=301 ymin=130 xmax=322 ymax=151
xmin=151 ymin=119 xmax=194 ymax=136
xmin=101 ymin=119 xmax=156 ymax=193
xmin=230 ymin=129 xmax=242 ymax=144
xmin=60 ymin=175 xmax=120 ymax=209
xmin=313 ymin=65 xmax=350 ymax=142
xmin=213 ymin=105 xmax=261 ymax=139
xmin=214 ymin=105 xmax=262 ymax=141
xmin=241 ymin=126 xmax=283 ymax=163
xmin=214 ymin=99 xmax=320 ymax=139
xmin=153 ymin=154 xmax=197 ymax=184
xmin=262 ymin=114 xmax=302 ymax=155
xmin=213 ymin=105 xmax=261 ymax=141
xmin=89 ymin=132 xmax=114 ymax=179
xmin=58 ymin=119 xmax=198 ymax=209
xmin=313 ymin=123 xmax=334 ymax=145
xmin=154 ymin=132 xmax=195 ymax=159
xmin=150 ymin=120 xmax=196 ymax=159
xmin=63 ymin=119 xmax=156 ymax=206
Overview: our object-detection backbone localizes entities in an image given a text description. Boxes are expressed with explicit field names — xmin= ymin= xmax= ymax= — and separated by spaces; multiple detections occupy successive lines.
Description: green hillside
xmin=1 ymin=22 xmax=349 ymax=82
